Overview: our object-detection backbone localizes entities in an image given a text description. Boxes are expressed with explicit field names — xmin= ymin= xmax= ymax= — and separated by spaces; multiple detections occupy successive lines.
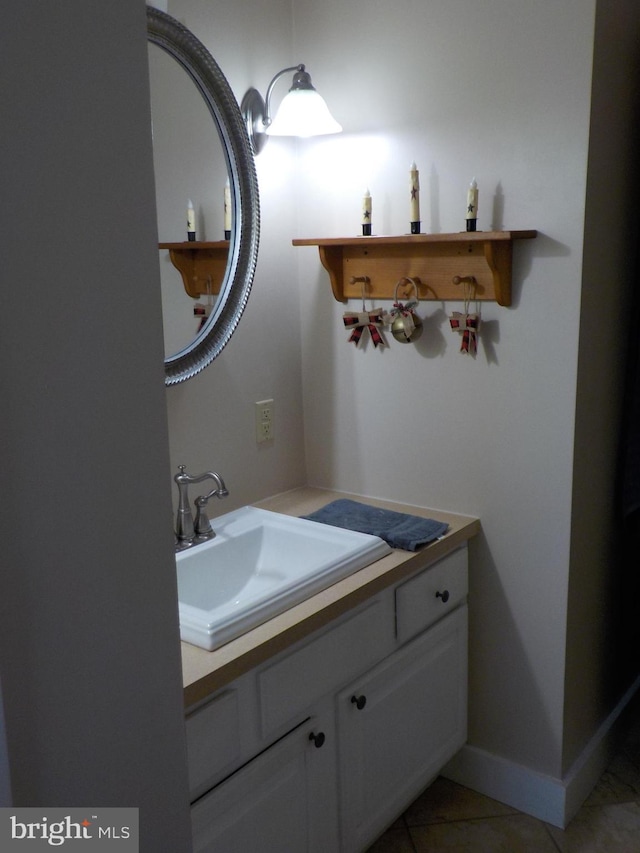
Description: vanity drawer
xmin=257 ymin=596 xmax=393 ymax=737
xmin=186 ymin=688 xmax=241 ymax=799
xmin=396 ymin=546 xmax=468 ymax=644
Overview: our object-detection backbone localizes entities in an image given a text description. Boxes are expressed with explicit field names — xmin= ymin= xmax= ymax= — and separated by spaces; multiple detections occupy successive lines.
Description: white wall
xmin=291 ymin=0 xmax=597 ymax=778
xmin=0 ymin=2 xmax=192 ymax=848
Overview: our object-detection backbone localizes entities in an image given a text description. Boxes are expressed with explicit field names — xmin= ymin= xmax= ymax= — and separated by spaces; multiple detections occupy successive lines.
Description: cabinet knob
xmin=351 ymin=694 xmax=367 ymax=710
xmin=435 ymin=589 xmax=450 ymax=603
xmin=309 ymin=731 xmax=325 ymax=748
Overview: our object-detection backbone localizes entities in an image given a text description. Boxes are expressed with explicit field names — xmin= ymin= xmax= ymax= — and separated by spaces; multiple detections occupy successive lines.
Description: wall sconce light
xmin=241 ymin=64 xmax=342 ymax=155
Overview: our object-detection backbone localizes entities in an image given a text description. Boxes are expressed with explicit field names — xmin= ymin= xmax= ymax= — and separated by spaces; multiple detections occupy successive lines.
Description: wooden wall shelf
xmin=292 ymin=231 xmax=537 ymax=306
xmin=159 ymin=241 xmax=229 ymax=299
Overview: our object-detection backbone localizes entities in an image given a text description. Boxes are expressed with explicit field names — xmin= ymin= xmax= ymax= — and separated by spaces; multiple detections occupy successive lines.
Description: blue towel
xmin=302 ymin=499 xmax=449 ymax=551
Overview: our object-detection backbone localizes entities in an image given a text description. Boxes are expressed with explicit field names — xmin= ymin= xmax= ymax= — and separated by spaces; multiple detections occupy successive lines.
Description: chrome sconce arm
xmin=263 ymin=64 xmax=309 ymax=129
xmin=241 ymin=63 xmax=341 ymax=155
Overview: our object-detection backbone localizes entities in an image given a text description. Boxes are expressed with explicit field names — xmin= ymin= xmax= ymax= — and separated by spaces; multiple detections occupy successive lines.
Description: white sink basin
xmin=176 ymin=506 xmax=391 ymax=651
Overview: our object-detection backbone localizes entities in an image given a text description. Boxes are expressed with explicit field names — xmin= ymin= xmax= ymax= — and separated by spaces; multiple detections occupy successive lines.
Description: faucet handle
xmin=193 ymin=478 xmax=229 ymax=540
xmin=174 ymin=464 xmax=191 ymax=484
xmin=194 ymin=495 xmax=214 ymax=539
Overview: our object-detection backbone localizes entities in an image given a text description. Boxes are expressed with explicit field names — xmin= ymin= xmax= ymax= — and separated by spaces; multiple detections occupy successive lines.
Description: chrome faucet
xmin=174 ymin=465 xmax=229 ymax=550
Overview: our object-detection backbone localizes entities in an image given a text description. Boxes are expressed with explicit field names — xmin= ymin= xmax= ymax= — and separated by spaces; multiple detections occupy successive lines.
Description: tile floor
xmin=366 ymin=696 xmax=640 ymax=852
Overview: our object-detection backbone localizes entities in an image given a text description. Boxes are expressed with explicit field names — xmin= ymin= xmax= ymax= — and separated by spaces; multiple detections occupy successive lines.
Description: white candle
xmin=466 ymin=178 xmax=478 ymax=225
xmin=362 ymin=188 xmax=372 ymax=235
xmin=410 ymin=162 xmax=420 ymax=231
xmin=224 ymin=179 xmax=231 ymax=235
xmin=187 ymin=198 xmax=196 ymax=240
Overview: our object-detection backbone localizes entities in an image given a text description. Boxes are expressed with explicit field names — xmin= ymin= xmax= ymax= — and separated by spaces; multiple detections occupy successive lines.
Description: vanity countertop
xmin=180 ymin=487 xmax=480 ymax=708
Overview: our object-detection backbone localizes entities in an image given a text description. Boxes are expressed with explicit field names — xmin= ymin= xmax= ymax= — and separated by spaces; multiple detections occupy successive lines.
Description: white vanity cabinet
xmin=337 ymin=605 xmax=467 ymax=850
xmin=191 ymin=711 xmax=339 ymax=853
xmin=187 ymin=544 xmax=468 ymax=853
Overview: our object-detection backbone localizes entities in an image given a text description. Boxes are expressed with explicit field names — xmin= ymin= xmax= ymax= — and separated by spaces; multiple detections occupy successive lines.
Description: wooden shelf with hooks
xmin=292 ymin=231 xmax=537 ymax=306
xmin=159 ymin=241 xmax=229 ymax=299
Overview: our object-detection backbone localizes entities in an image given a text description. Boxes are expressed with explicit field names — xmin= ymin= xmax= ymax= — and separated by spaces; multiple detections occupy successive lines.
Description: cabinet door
xmin=186 ymin=689 xmax=242 ymax=800
xmin=337 ymin=605 xmax=467 ymax=852
xmin=191 ymin=715 xmax=338 ymax=853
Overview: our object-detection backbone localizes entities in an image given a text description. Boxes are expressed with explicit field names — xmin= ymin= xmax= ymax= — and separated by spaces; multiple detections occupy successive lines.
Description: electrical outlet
xmin=255 ymin=399 xmax=274 ymax=443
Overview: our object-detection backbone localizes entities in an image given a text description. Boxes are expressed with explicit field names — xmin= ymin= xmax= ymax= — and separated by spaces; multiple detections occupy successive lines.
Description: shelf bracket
xmin=483 ymin=239 xmax=511 ymax=307
xmin=318 ymin=245 xmax=345 ymax=303
xmin=159 ymin=241 xmax=230 ymax=299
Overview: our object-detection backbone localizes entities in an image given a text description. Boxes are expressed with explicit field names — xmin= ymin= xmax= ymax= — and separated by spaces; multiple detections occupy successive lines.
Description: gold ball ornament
xmin=391 ymin=312 xmax=423 ymax=343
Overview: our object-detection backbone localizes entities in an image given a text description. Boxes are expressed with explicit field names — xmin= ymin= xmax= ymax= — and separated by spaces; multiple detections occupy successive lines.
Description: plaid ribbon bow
xmin=449 ymin=312 xmax=480 ymax=354
xmin=343 ymin=309 xmax=387 ymax=348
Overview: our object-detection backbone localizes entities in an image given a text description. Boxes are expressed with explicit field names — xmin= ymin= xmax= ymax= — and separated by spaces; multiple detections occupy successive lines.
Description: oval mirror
xmin=147 ymin=7 xmax=260 ymax=385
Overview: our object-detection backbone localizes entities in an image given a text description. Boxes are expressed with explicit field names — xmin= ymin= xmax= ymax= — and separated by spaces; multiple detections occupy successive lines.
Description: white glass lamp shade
xmin=266 ymin=89 xmax=342 ymax=138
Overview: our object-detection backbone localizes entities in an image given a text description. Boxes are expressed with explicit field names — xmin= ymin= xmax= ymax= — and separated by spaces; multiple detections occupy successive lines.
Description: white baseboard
xmin=443 ymin=743 xmax=568 ymax=827
xmin=443 ymin=674 xmax=640 ymax=828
